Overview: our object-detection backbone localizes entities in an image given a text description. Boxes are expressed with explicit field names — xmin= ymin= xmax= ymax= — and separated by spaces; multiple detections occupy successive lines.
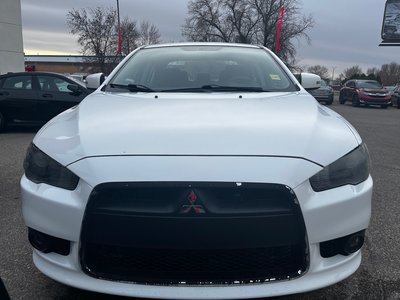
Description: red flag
xmin=275 ymin=6 xmax=285 ymax=53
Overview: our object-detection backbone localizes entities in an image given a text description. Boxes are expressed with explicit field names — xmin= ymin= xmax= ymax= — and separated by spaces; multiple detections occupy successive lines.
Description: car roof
xmin=0 ymin=71 xmax=69 ymax=77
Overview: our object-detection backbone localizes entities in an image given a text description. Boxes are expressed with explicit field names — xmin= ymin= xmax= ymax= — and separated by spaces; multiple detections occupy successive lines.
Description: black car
xmin=0 ymin=72 xmax=90 ymax=132
xmin=390 ymin=84 xmax=400 ymax=109
xmin=308 ymin=80 xmax=334 ymax=105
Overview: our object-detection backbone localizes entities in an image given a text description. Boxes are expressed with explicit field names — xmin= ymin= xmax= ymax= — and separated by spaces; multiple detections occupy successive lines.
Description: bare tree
xmin=119 ymin=17 xmax=139 ymax=55
xmin=182 ymin=0 xmax=314 ymax=65
xmin=307 ymin=65 xmax=329 ymax=79
xmin=67 ymin=7 xmax=162 ymax=72
xmin=67 ymin=7 xmax=117 ymax=72
xmin=379 ymin=62 xmax=400 ymax=85
xmin=342 ymin=65 xmax=363 ymax=79
xmin=136 ymin=21 xmax=161 ymax=46
xmin=366 ymin=67 xmax=379 ymax=77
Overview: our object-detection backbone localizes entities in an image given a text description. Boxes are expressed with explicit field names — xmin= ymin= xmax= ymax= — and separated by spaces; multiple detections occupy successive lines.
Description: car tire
xmin=326 ymin=100 xmax=333 ymax=105
xmin=381 ymin=105 xmax=388 ymax=109
xmin=352 ymin=95 xmax=360 ymax=107
xmin=397 ymin=99 xmax=400 ymax=109
xmin=339 ymin=93 xmax=345 ymax=104
xmin=0 ymin=112 xmax=5 ymax=133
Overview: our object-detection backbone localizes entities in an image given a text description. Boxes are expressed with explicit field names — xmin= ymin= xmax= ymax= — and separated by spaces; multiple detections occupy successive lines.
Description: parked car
xmin=0 ymin=72 xmax=90 ymax=132
xmin=339 ymin=79 xmax=391 ymax=108
xmin=383 ymin=85 xmax=397 ymax=106
xmin=21 ymin=43 xmax=372 ymax=299
xmin=390 ymin=84 xmax=400 ymax=109
xmin=308 ymin=80 xmax=334 ymax=105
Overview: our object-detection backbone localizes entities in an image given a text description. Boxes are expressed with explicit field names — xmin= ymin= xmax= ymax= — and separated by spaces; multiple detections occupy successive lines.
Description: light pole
xmin=116 ymin=0 xmax=121 ymax=56
xmin=331 ymin=66 xmax=337 ymax=82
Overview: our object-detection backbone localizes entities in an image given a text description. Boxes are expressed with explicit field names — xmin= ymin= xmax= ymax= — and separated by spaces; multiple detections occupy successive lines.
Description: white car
xmin=21 ymin=43 xmax=372 ymax=299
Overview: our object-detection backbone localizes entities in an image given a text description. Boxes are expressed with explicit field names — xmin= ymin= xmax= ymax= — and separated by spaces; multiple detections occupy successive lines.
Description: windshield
xmin=357 ymin=81 xmax=383 ymax=89
xmin=107 ymin=45 xmax=298 ymax=93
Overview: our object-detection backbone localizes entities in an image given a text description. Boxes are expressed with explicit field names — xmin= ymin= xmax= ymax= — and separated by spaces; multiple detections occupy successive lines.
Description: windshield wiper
xmin=160 ymin=85 xmax=271 ymax=93
xmin=201 ymin=85 xmax=270 ymax=92
xmin=109 ymin=83 xmax=155 ymax=93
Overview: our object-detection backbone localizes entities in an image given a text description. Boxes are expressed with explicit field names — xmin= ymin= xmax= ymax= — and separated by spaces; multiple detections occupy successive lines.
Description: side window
xmin=346 ymin=81 xmax=355 ymax=88
xmin=38 ymin=76 xmax=71 ymax=93
xmin=3 ymin=76 xmax=32 ymax=90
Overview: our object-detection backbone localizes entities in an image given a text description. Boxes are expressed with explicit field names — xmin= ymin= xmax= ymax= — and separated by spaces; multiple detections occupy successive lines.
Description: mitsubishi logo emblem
xmin=180 ymin=190 xmax=206 ymax=214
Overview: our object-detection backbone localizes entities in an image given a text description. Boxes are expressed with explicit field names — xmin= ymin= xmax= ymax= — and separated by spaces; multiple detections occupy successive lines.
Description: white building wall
xmin=0 ymin=0 xmax=24 ymax=74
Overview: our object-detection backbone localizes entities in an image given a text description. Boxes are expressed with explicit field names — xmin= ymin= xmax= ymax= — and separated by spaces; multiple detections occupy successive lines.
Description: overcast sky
xmin=21 ymin=0 xmax=399 ymax=77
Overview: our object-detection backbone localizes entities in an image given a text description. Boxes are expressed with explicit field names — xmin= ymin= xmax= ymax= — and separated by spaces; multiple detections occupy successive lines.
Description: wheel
xmin=339 ymin=93 xmax=345 ymax=104
xmin=0 ymin=112 xmax=5 ymax=133
xmin=397 ymin=99 xmax=400 ymax=109
xmin=326 ymin=95 xmax=334 ymax=105
xmin=352 ymin=95 xmax=360 ymax=107
xmin=381 ymin=105 xmax=388 ymax=109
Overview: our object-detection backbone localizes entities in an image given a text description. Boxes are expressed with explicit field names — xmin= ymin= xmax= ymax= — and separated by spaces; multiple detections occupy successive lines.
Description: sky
xmin=20 ymin=0 xmax=400 ymax=77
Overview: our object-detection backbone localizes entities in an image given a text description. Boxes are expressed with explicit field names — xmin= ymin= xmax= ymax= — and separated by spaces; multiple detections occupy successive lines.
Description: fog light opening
xmin=343 ymin=233 xmax=364 ymax=255
xmin=28 ymin=228 xmax=70 ymax=256
xmin=28 ymin=228 xmax=50 ymax=253
xmin=320 ymin=230 xmax=366 ymax=258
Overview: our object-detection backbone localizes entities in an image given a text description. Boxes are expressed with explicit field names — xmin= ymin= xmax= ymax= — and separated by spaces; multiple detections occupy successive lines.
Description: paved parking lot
xmin=0 ymin=100 xmax=399 ymax=300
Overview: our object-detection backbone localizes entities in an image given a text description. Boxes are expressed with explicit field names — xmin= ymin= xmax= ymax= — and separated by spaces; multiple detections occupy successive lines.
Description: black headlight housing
xmin=23 ymin=143 xmax=79 ymax=190
xmin=310 ymin=144 xmax=370 ymax=192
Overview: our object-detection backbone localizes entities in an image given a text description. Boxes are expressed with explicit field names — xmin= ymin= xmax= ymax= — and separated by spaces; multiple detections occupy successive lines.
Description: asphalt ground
xmin=0 ymin=98 xmax=399 ymax=300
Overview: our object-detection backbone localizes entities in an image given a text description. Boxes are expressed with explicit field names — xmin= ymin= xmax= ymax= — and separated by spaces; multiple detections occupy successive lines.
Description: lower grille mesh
xmin=83 ymin=244 xmax=306 ymax=284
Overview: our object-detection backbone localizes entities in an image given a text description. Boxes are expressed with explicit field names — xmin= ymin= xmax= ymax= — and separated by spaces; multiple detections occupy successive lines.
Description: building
xmin=24 ymin=55 xmax=122 ymax=75
xmin=0 ymin=0 xmax=24 ymax=74
xmin=24 ymin=55 xmax=97 ymax=74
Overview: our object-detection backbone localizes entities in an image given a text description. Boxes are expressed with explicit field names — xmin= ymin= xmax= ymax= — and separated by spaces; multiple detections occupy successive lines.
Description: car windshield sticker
xmin=270 ymin=74 xmax=281 ymax=80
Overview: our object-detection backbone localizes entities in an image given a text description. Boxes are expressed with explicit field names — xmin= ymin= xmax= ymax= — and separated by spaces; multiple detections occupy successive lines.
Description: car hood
xmin=34 ymin=91 xmax=360 ymax=167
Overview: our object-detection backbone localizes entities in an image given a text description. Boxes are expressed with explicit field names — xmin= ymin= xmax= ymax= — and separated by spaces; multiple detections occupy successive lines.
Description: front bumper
xmin=21 ymin=155 xmax=372 ymax=299
xmin=310 ymin=93 xmax=334 ymax=103
xmin=359 ymin=94 xmax=391 ymax=105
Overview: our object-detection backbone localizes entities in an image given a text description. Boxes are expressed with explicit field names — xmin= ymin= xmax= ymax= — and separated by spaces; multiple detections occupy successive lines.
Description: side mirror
xmin=294 ymin=73 xmax=322 ymax=90
xmin=67 ymin=84 xmax=80 ymax=93
xmin=86 ymin=73 xmax=106 ymax=90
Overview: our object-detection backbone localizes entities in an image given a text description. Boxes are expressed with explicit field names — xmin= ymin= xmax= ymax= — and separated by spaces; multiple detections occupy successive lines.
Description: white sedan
xmin=21 ymin=43 xmax=372 ymax=299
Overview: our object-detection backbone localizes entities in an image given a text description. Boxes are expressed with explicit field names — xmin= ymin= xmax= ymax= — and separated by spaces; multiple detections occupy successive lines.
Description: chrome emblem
xmin=180 ymin=190 xmax=206 ymax=214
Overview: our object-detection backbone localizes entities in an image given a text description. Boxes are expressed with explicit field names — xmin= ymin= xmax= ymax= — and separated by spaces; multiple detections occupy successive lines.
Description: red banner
xmin=275 ymin=6 xmax=285 ymax=53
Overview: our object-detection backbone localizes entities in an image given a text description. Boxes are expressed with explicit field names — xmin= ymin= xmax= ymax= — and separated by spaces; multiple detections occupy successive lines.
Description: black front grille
xmin=80 ymin=182 xmax=308 ymax=285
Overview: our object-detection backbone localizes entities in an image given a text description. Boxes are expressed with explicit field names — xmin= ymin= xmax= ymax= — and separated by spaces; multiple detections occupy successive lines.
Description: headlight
xmin=358 ymin=89 xmax=366 ymax=95
xmin=23 ymin=143 xmax=79 ymax=190
xmin=310 ymin=144 xmax=370 ymax=192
